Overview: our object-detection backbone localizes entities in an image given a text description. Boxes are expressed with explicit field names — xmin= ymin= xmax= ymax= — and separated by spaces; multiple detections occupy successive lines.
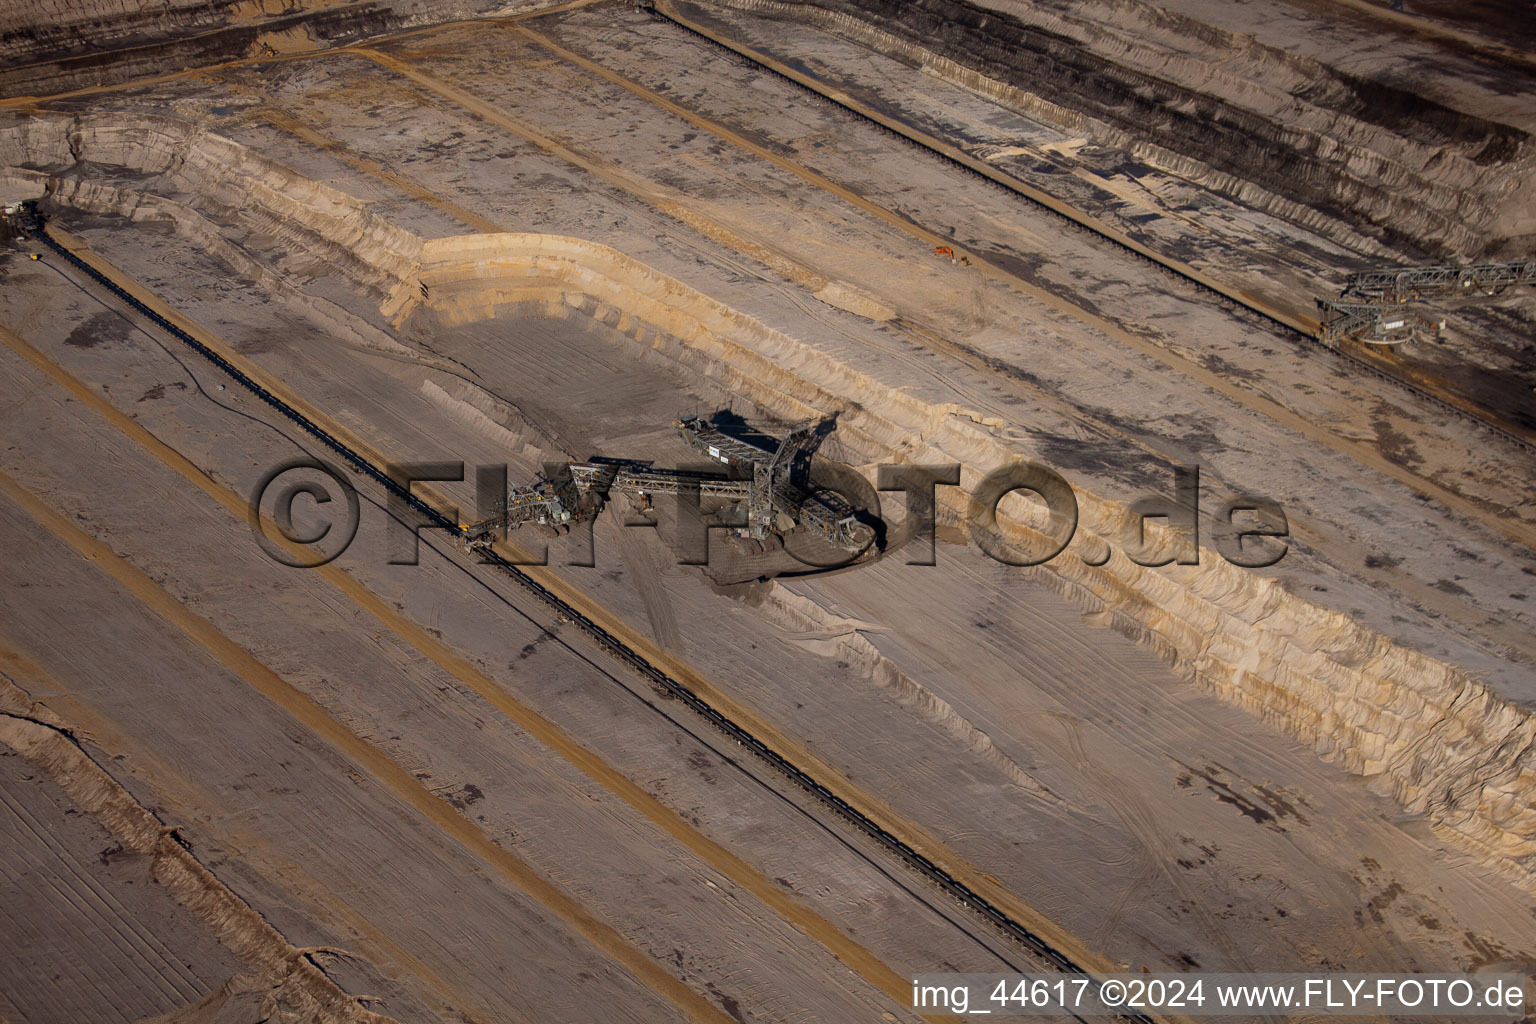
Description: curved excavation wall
xmin=400 ymin=232 xmax=1536 ymax=894
xmin=0 ymin=113 xmax=421 ymax=292
xmin=5 ymin=114 xmax=1532 ymax=896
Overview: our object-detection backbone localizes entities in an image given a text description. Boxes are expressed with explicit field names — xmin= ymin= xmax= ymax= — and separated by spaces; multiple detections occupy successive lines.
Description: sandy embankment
xmin=4 ymin=113 xmax=1531 ymax=895
xmin=400 ymin=230 xmax=1536 ymax=894
xmin=0 ymin=0 xmax=567 ymax=99
xmin=0 ymin=678 xmax=398 ymax=1024
xmin=686 ymin=0 xmax=1534 ymax=260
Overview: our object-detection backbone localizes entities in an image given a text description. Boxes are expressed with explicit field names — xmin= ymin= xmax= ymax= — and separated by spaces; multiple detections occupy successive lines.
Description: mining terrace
xmin=0 ymin=0 xmax=1533 ymax=1021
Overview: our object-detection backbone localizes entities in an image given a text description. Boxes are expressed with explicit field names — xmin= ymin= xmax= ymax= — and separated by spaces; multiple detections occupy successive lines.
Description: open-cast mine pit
xmin=1 ymin=0 xmax=1533 ymax=1021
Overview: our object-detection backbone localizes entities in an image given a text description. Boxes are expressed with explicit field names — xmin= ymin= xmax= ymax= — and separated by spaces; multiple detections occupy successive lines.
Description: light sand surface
xmin=1 ymin=2 xmax=1533 ymax=1020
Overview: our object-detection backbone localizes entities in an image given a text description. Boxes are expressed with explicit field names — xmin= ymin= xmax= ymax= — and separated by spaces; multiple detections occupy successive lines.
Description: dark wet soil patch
xmin=64 ymin=310 xmax=135 ymax=349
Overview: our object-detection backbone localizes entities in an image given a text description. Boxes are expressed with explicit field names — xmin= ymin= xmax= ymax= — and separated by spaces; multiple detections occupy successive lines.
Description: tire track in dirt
xmin=0 ymin=642 xmax=507 ymax=1024
xmin=253 ymin=105 xmax=503 ymax=234
xmin=0 ymin=779 xmax=204 ymax=1009
xmin=302 ymin=33 xmax=1536 ymax=669
xmin=0 ymin=463 xmax=738 ymax=1024
xmin=0 ymin=663 xmax=402 ymax=1024
xmin=18 ymin=210 xmax=1126 ymax=1002
xmin=614 ymin=520 xmax=686 ymax=653
xmin=513 ymin=18 xmax=1536 ymax=553
xmin=0 ymin=0 xmax=605 ymax=108
xmin=1025 ymin=713 xmax=1260 ymax=975
xmin=0 ymin=311 xmax=946 ymax=1017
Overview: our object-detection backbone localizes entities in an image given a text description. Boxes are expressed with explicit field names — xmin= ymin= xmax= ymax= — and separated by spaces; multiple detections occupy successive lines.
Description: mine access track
xmin=643 ymin=1 xmax=1535 ymax=456
xmin=30 ymin=221 xmax=1155 ymax=1024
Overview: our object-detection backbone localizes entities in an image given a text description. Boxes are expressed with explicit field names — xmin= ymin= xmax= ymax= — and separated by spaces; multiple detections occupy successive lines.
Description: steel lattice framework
xmin=1316 ymin=257 xmax=1534 ymax=345
xmin=464 ymin=415 xmax=871 ymax=553
xmin=1314 ymin=298 xmax=1428 ymax=344
xmin=1343 ymin=259 xmax=1536 ymax=303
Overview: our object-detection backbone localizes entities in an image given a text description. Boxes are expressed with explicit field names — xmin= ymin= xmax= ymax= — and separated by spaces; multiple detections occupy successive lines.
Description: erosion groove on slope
xmin=689 ymin=0 xmax=1533 ymax=259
